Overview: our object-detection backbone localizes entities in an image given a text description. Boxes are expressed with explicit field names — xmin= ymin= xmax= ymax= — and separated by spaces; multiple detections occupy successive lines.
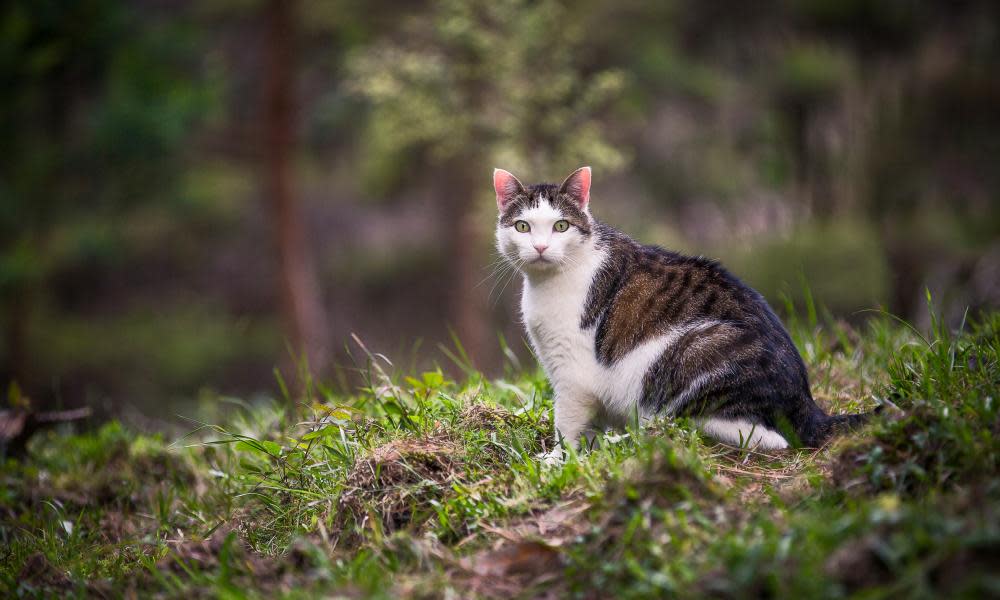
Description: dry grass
xmin=458 ymin=403 xmax=520 ymax=431
xmin=339 ymin=435 xmax=465 ymax=535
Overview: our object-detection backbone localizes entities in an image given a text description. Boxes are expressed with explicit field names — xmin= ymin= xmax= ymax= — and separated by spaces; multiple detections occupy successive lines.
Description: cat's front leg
xmin=540 ymin=388 xmax=597 ymax=464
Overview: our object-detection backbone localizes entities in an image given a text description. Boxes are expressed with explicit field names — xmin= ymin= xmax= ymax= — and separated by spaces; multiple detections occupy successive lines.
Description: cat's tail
xmin=825 ymin=410 xmax=878 ymax=434
xmin=805 ymin=405 xmax=884 ymax=447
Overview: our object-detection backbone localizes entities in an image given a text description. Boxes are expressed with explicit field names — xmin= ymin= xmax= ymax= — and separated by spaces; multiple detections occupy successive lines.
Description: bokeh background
xmin=3 ymin=0 xmax=998 ymax=424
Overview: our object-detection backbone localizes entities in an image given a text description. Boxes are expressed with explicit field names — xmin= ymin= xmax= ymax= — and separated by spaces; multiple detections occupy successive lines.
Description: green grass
xmin=2 ymin=309 xmax=999 ymax=598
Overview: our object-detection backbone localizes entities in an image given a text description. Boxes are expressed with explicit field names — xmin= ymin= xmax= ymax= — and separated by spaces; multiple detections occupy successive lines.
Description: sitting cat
xmin=493 ymin=166 xmax=874 ymax=456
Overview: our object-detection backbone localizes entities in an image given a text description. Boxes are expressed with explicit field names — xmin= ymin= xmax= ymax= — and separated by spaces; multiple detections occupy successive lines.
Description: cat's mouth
xmin=524 ymin=255 xmax=560 ymax=269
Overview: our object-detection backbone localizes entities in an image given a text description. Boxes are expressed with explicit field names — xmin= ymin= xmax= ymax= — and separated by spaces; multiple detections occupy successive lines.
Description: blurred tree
xmin=262 ymin=0 xmax=331 ymax=376
xmin=793 ymin=0 xmax=1000 ymax=317
xmin=770 ymin=42 xmax=851 ymax=219
xmin=350 ymin=0 xmax=628 ymax=364
xmin=0 ymin=0 xmax=210 ymax=392
xmin=646 ymin=0 xmax=999 ymax=319
xmin=2 ymin=0 xmax=996 ymax=411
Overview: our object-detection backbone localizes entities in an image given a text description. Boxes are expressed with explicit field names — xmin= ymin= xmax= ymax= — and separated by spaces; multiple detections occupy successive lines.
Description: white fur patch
xmin=599 ymin=320 xmax=723 ymax=420
xmin=697 ymin=418 xmax=789 ymax=450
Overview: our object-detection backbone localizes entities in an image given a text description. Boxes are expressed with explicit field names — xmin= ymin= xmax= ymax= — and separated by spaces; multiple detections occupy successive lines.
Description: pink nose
xmin=533 ymin=243 xmax=548 ymax=255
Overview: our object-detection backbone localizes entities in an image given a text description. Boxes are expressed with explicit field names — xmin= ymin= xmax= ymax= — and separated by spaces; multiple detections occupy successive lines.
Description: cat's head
xmin=494 ymin=167 xmax=594 ymax=274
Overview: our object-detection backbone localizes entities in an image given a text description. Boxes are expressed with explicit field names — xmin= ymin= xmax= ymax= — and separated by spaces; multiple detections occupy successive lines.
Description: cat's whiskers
xmin=489 ymin=266 xmax=518 ymax=301
xmin=491 ymin=257 xmax=526 ymax=306
xmin=484 ymin=256 xmax=518 ymax=298
xmin=491 ymin=256 xmax=524 ymax=295
xmin=476 ymin=249 xmax=529 ymax=293
xmin=475 ymin=255 xmax=517 ymax=290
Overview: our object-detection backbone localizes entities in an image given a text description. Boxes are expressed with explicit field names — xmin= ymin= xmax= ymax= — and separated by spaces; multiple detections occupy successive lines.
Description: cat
xmin=493 ymin=166 xmax=875 ymax=459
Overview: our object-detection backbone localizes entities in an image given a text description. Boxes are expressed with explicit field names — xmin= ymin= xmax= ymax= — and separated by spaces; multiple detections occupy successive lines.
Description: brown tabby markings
xmin=580 ymin=224 xmax=819 ymax=427
xmin=584 ymin=232 xmax=747 ymax=366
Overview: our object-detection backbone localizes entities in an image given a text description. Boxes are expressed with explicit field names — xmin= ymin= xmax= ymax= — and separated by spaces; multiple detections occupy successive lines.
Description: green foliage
xmin=838 ymin=309 xmax=999 ymax=497
xmin=0 ymin=1 xmax=218 ymax=398
xmin=3 ymin=0 xmax=997 ymax=413
xmin=720 ymin=218 xmax=891 ymax=316
xmin=350 ymin=0 xmax=629 ymax=194
xmin=2 ymin=310 xmax=998 ymax=596
xmin=31 ymin=304 xmax=279 ymax=400
xmin=772 ymin=42 xmax=853 ymax=106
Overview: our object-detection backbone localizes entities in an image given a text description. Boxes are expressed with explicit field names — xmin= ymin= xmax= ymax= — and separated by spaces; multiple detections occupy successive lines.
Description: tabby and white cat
xmin=494 ymin=166 xmax=872 ymax=457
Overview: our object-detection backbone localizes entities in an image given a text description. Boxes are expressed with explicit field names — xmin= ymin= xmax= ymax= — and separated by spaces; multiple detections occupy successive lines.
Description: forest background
xmin=3 ymin=0 xmax=998 ymax=424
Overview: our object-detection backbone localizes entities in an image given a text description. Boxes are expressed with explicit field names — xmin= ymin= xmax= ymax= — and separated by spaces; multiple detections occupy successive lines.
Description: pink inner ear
xmin=494 ymin=169 xmax=523 ymax=210
xmin=562 ymin=166 xmax=591 ymax=209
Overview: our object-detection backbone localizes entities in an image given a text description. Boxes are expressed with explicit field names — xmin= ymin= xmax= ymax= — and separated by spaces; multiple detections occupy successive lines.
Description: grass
xmin=2 ymin=307 xmax=999 ymax=598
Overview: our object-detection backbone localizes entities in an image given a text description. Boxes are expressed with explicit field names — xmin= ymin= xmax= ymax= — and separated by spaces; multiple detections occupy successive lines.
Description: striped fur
xmin=494 ymin=168 xmax=873 ymax=454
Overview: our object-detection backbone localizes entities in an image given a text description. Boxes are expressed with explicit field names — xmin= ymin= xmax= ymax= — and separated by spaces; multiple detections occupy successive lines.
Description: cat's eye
xmin=514 ymin=220 xmax=530 ymax=233
xmin=554 ymin=220 xmax=570 ymax=232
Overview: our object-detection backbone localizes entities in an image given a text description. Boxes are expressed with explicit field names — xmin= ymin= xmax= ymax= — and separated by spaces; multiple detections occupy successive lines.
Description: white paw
xmin=537 ymin=448 xmax=565 ymax=466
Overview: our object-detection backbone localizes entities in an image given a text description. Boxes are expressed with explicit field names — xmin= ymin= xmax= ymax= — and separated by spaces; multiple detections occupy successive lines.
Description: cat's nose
xmin=533 ymin=243 xmax=548 ymax=255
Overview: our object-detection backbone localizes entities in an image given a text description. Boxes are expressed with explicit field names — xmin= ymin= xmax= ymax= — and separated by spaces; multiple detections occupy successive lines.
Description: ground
xmin=2 ymin=308 xmax=999 ymax=599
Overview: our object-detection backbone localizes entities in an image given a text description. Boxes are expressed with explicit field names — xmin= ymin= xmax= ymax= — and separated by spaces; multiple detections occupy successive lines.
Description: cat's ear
xmin=493 ymin=168 xmax=525 ymax=211
xmin=559 ymin=166 xmax=592 ymax=210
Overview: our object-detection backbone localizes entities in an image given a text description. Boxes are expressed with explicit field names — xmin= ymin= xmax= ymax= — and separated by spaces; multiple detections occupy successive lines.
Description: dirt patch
xmin=441 ymin=496 xmax=591 ymax=598
xmin=17 ymin=553 xmax=74 ymax=591
xmin=160 ymin=527 xmax=245 ymax=574
xmin=164 ymin=526 xmax=283 ymax=575
xmin=824 ymin=535 xmax=894 ymax=592
xmin=825 ymin=531 xmax=1000 ymax=596
xmin=156 ymin=527 xmax=354 ymax=597
xmin=13 ymin=553 xmax=117 ymax=598
xmin=823 ymin=480 xmax=1000 ymax=596
xmin=928 ymin=539 xmax=1000 ymax=595
xmin=338 ymin=435 xmax=464 ymax=535
xmin=616 ymin=450 xmax=719 ymax=508
xmin=458 ymin=541 xmax=566 ymax=599
xmin=478 ymin=497 xmax=592 ymax=547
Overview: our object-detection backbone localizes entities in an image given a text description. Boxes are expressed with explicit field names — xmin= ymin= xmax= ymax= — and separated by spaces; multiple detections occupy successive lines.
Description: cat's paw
xmin=537 ymin=448 xmax=565 ymax=466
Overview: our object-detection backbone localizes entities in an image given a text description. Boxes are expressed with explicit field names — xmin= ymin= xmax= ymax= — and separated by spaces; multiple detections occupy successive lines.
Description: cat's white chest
xmin=520 ymin=252 xmax=605 ymax=402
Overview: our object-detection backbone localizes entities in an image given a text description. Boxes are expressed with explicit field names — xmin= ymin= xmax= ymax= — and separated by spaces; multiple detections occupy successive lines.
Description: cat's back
xmin=583 ymin=224 xmax=788 ymax=365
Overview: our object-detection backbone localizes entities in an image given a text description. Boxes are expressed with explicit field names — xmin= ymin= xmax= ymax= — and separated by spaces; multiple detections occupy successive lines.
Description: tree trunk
xmin=263 ymin=0 xmax=330 ymax=377
xmin=4 ymin=290 xmax=29 ymax=388
xmin=789 ymin=102 xmax=813 ymax=216
xmin=444 ymin=162 xmax=492 ymax=369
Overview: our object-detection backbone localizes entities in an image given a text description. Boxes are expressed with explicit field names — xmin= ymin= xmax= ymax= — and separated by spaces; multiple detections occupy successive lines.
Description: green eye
xmin=514 ymin=220 xmax=530 ymax=233
xmin=554 ymin=220 xmax=570 ymax=232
